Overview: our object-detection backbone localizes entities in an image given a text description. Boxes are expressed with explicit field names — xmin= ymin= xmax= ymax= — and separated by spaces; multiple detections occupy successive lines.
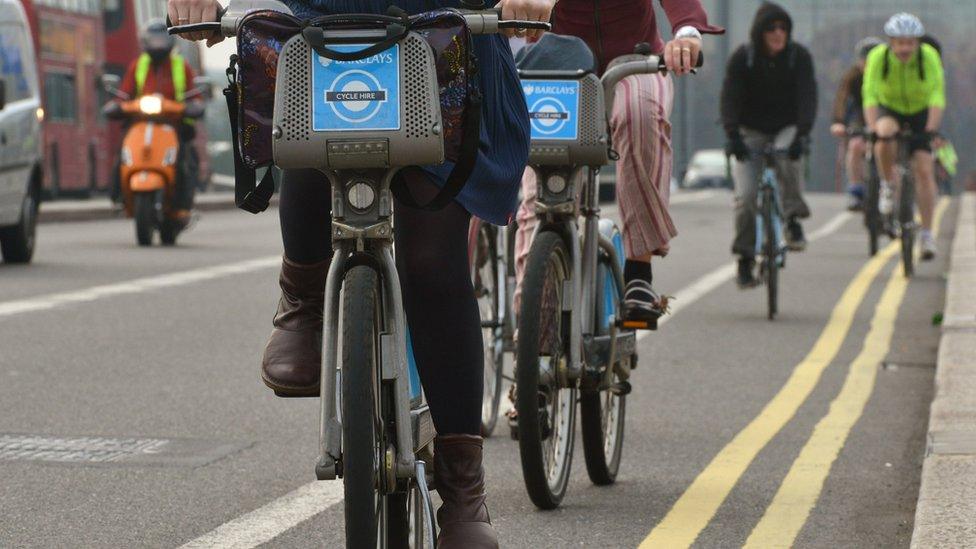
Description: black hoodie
xmin=720 ymin=2 xmax=818 ymax=138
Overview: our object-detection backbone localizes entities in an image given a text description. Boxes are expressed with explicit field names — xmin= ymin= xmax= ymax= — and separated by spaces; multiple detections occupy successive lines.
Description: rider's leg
xmin=512 ymin=167 xmax=539 ymax=315
xmin=393 ymin=173 xmax=497 ymax=547
xmin=846 ymin=136 xmax=867 ymax=209
xmin=874 ymin=116 xmax=900 ymax=215
xmin=773 ymin=126 xmax=810 ymax=251
xmin=609 ymin=73 xmax=676 ymax=319
xmin=912 ymin=148 xmax=938 ymax=259
xmin=262 ymin=168 xmax=332 ymax=396
xmin=732 ymin=127 xmax=767 ymax=286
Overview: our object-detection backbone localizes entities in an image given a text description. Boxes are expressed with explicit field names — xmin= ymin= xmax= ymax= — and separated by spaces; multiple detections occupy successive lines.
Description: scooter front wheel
xmin=133 ymin=192 xmax=157 ymax=246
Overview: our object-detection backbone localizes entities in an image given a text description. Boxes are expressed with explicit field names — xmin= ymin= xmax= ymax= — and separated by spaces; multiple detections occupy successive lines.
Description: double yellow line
xmin=640 ymin=199 xmax=948 ymax=549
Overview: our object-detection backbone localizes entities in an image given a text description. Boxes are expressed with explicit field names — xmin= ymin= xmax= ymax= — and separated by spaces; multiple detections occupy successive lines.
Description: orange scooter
xmin=102 ymin=77 xmax=205 ymax=246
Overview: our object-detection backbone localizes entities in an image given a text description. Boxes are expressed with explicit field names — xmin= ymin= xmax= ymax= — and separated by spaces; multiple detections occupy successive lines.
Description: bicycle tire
xmin=763 ymin=188 xmax=779 ymax=320
xmin=516 ymin=230 xmax=576 ymax=510
xmin=341 ymin=266 xmax=403 ymax=548
xmin=899 ymin=172 xmax=915 ymax=277
xmin=580 ymin=257 xmax=626 ymax=485
xmin=865 ymin=164 xmax=881 ymax=256
xmin=473 ymin=222 xmax=504 ymax=437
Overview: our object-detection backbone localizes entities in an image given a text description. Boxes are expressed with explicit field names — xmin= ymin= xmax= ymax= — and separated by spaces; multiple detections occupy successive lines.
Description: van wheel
xmin=0 ymin=188 xmax=39 ymax=264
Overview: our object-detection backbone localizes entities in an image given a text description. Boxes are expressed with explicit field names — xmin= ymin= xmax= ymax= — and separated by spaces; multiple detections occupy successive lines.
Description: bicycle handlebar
xmin=602 ymin=51 xmax=702 ymax=117
xmin=167 ymin=2 xmax=549 ymax=38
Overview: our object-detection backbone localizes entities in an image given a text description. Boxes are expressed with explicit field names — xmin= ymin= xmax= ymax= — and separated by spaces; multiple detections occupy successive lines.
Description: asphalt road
xmin=0 ymin=191 xmax=954 ymax=548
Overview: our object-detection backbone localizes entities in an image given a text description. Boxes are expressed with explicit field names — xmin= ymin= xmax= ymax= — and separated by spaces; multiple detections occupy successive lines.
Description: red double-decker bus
xmin=22 ymin=0 xmax=107 ymax=197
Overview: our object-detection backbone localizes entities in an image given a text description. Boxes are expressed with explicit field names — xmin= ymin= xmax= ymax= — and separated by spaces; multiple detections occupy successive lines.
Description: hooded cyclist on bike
xmin=863 ymin=13 xmax=946 ymax=260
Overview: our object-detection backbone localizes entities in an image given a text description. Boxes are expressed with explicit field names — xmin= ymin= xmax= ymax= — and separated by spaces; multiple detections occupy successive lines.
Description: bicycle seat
xmin=515 ymin=33 xmax=596 ymax=75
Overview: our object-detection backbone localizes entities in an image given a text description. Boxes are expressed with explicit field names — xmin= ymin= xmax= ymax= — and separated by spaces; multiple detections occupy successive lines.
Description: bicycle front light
xmin=546 ymin=174 xmax=567 ymax=194
xmin=347 ymin=181 xmax=376 ymax=211
xmin=139 ymin=96 xmax=163 ymax=115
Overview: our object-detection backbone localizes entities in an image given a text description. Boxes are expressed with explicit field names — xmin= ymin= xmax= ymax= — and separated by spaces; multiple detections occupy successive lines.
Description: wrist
xmin=674 ymin=26 xmax=702 ymax=41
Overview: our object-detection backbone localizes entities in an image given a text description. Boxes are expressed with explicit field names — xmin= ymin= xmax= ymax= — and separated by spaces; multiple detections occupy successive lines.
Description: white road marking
xmin=0 ymin=256 xmax=281 ymax=319
xmin=179 ymin=481 xmax=344 ymax=549
xmin=670 ymin=190 xmax=720 ymax=204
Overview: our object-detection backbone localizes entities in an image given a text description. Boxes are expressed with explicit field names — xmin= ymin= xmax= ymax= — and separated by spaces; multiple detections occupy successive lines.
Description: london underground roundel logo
xmin=529 ymin=96 xmax=571 ymax=136
xmin=326 ymin=70 xmax=387 ymax=124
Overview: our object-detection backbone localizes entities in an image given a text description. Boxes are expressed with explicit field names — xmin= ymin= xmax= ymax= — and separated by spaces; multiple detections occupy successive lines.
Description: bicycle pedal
xmin=609 ymin=381 xmax=632 ymax=396
xmin=617 ymin=318 xmax=658 ymax=331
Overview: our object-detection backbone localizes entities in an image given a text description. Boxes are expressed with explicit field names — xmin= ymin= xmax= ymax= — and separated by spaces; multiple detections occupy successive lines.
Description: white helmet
xmin=884 ymin=13 xmax=924 ymax=38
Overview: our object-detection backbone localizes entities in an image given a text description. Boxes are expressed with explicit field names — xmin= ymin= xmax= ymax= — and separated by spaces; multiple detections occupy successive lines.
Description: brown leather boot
xmin=261 ymin=256 xmax=329 ymax=397
xmin=434 ymin=434 xmax=499 ymax=549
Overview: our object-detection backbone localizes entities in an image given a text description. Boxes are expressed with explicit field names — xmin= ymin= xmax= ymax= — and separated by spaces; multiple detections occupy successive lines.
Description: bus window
xmin=44 ymin=73 xmax=77 ymax=122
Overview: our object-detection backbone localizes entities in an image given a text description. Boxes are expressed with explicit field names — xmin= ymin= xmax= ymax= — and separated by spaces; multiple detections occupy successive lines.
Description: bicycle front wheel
xmin=471 ymin=221 xmax=504 ymax=437
xmin=762 ymin=188 xmax=779 ymax=320
xmin=899 ymin=174 xmax=915 ymax=277
xmin=341 ymin=266 xmax=404 ymax=548
xmin=865 ymin=166 xmax=881 ymax=256
xmin=516 ymin=230 xmax=577 ymax=510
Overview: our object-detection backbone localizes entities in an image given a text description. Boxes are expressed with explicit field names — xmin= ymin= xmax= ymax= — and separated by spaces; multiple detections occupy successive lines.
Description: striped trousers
xmin=514 ymin=72 xmax=676 ymax=305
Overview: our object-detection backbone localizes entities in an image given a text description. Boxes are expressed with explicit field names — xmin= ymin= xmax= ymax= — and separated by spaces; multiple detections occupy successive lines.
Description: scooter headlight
xmin=139 ymin=96 xmax=163 ymax=115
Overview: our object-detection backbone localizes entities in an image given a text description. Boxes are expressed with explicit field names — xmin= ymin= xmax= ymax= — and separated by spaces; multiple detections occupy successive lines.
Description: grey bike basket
xmin=527 ymin=73 xmax=608 ymax=167
xmin=272 ymin=31 xmax=444 ymax=170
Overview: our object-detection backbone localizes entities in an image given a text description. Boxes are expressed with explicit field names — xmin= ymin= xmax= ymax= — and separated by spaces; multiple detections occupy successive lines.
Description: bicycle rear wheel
xmin=516 ymin=230 xmax=576 ymax=510
xmin=762 ymin=188 xmax=779 ymax=320
xmin=580 ymin=256 xmax=626 ymax=485
xmin=341 ymin=266 xmax=405 ymax=548
xmin=471 ymin=221 xmax=504 ymax=437
xmin=899 ymin=173 xmax=915 ymax=277
xmin=865 ymin=165 xmax=881 ymax=256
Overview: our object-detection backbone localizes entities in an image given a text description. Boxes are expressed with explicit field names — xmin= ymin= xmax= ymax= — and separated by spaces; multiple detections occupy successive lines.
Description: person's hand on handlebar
xmin=830 ymin=123 xmax=846 ymax=138
xmin=167 ymin=0 xmax=223 ymax=45
xmin=662 ymin=35 xmax=701 ymax=76
xmin=496 ymin=0 xmax=554 ymax=40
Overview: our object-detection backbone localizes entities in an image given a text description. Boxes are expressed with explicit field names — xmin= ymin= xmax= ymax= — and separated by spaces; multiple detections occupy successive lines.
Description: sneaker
xmin=920 ymin=231 xmax=936 ymax=261
xmin=878 ymin=183 xmax=895 ymax=215
xmin=620 ymin=279 xmax=669 ymax=329
xmin=737 ymin=257 xmax=758 ymax=288
xmin=786 ymin=218 xmax=807 ymax=251
xmin=847 ymin=184 xmax=865 ymax=211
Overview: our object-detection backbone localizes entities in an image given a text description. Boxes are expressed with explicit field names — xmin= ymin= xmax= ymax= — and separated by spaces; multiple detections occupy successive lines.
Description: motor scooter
xmin=102 ymin=75 xmax=206 ymax=246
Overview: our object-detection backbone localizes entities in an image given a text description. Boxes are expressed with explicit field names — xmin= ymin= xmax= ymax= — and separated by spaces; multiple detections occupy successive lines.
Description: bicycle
xmin=871 ymin=129 xmax=920 ymax=277
xmin=513 ymin=45 xmax=698 ymax=509
xmin=174 ymin=5 xmax=547 ymax=547
xmin=845 ymin=128 xmax=883 ymax=256
xmin=468 ymin=216 xmax=517 ymax=437
xmin=744 ymin=145 xmax=789 ymax=320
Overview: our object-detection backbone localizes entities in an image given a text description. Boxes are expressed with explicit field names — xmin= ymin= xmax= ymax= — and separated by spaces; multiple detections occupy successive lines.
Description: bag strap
xmin=223 ymin=55 xmax=274 ymax=214
xmin=302 ymin=10 xmax=410 ymax=62
xmin=392 ymin=89 xmax=482 ymax=211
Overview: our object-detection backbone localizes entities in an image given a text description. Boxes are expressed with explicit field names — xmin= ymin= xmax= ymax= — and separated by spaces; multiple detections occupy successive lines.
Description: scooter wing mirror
xmin=0 ymin=80 xmax=6 ymax=111
xmin=101 ymin=74 xmax=122 ymax=93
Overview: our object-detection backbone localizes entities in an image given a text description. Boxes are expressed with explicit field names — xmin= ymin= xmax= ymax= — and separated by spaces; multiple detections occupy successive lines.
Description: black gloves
xmin=725 ymin=131 xmax=749 ymax=162
xmin=183 ymin=102 xmax=206 ymax=119
xmin=101 ymin=101 xmax=123 ymax=120
xmin=788 ymin=134 xmax=810 ymax=161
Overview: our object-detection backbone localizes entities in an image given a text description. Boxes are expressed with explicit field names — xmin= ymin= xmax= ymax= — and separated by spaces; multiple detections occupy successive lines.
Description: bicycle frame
xmin=755 ymin=161 xmax=786 ymax=264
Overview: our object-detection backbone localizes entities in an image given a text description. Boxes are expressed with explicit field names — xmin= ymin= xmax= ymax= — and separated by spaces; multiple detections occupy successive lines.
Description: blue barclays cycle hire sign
xmin=521 ymin=79 xmax=581 ymax=141
xmin=312 ymin=44 xmax=401 ymax=132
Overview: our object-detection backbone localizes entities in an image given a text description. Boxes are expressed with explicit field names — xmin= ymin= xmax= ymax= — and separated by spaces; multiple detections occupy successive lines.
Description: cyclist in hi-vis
xmin=721 ymin=2 xmax=817 ymax=288
xmin=170 ymin=0 xmax=554 ymax=545
xmin=830 ymin=36 xmax=884 ymax=211
xmin=513 ymin=0 xmax=723 ymax=325
xmin=863 ymin=13 xmax=945 ymax=260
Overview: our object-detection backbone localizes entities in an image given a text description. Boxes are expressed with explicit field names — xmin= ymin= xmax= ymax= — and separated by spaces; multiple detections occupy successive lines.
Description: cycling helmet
xmin=141 ymin=19 xmax=175 ymax=62
xmin=884 ymin=13 xmax=924 ymax=38
xmin=855 ymin=36 xmax=884 ymax=60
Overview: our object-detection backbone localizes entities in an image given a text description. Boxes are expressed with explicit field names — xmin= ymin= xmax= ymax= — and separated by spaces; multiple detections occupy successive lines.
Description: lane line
xmin=669 ymin=190 xmax=720 ymax=204
xmin=179 ymin=481 xmax=344 ymax=549
xmin=0 ymin=256 xmax=281 ymax=319
xmin=639 ymin=217 xmax=896 ymax=549
xmin=743 ymin=199 xmax=948 ymax=548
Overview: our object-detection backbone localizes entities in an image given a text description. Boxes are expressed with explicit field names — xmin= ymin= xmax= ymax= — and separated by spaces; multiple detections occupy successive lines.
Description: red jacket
xmin=119 ymin=56 xmax=195 ymax=101
xmin=551 ymin=0 xmax=723 ymax=73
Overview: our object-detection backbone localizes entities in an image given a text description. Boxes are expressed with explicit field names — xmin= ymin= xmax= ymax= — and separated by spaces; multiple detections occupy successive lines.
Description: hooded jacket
xmin=551 ymin=0 xmax=724 ymax=74
xmin=720 ymin=2 xmax=817 ymax=138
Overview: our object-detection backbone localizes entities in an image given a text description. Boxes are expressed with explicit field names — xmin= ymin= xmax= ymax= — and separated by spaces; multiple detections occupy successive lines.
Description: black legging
xmin=279 ymin=168 xmax=483 ymax=436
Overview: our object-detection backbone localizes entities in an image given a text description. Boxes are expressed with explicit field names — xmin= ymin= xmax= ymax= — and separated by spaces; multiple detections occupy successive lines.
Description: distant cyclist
xmin=830 ymin=36 xmax=884 ymax=211
xmin=863 ymin=13 xmax=945 ymax=260
xmin=721 ymin=2 xmax=817 ymax=288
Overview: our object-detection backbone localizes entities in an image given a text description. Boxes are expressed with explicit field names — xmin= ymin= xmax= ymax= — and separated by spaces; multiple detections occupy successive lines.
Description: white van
xmin=0 ymin=0 xmax=42 ymax=263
